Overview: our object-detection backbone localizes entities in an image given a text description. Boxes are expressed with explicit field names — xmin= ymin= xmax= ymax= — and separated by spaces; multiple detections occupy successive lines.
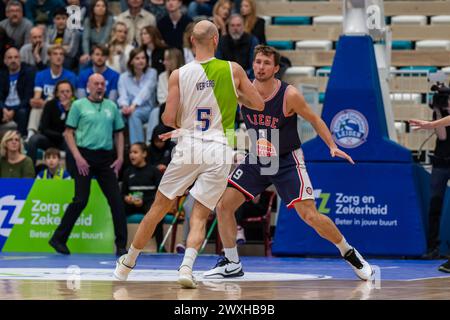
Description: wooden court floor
xmin=1 ymin=278 xmax=449 ymax=300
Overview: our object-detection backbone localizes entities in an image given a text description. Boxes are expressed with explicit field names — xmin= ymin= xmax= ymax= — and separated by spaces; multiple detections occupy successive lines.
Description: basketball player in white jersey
xmin=114 ymin=20 xmax=264 ymax=288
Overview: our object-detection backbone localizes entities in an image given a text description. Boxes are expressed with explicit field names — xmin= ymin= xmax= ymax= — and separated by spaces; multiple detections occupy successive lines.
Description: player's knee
xmin=216 ymin=199 xmax=229 ymax=216
xmin=300 ymin=209 xmax=320 ymax=227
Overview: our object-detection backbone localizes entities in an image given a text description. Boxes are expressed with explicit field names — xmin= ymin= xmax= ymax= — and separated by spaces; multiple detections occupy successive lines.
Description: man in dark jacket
xmin=216 ymin=14 xmax=259 ymax=77
xmin=0 ymin=47 xmax=35 ymax=136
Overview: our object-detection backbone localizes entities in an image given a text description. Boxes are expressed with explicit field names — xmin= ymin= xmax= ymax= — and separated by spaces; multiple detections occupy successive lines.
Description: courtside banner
xmin=272 ymin=163 xmax=428 ymax=256
xmin=0 ymin=179 xmax=115 ymax=253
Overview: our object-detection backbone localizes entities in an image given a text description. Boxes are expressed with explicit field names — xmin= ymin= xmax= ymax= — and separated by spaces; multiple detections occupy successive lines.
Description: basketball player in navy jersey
xmin=204 ymin=45 xmax=373 ymax=280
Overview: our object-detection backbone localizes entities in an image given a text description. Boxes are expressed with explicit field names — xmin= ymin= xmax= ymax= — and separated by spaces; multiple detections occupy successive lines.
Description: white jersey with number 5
xmin=178 ymin=57 xmax=238 ymax=145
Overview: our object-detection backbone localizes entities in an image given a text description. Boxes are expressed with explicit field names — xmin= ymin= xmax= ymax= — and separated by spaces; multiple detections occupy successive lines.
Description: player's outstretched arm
xmin=232 ymin=62 xmax=264 ymax=111
xmin=162 ymin=69 xmax=181 ymax=129
xmin=286 ymin=87 xmax=355 ymax=164
xmin=409 ymin=116 xmax=450 ymax=129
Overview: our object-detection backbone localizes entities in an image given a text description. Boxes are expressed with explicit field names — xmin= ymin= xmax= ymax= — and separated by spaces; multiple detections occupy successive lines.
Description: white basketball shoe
xmin=343 ymin=248 xmax=374 ymax=281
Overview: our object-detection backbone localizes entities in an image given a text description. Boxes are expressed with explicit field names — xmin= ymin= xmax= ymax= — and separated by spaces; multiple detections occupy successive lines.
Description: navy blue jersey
xmin=241 ymin=80 xmax=301 ymax=156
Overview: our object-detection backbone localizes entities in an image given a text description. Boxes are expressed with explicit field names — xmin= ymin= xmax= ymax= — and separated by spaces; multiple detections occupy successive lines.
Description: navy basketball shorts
xmin=228 ymin=148 xmax=315 ymax=208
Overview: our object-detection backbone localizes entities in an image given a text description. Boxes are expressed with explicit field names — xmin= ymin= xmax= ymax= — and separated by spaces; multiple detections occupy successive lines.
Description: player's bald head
xmin=192 ymin=20 xmax=219 ymax=46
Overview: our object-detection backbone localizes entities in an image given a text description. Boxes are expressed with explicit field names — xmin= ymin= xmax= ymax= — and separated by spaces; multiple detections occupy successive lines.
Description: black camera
xmin=429 ymin=72 xmax=450 ymax=110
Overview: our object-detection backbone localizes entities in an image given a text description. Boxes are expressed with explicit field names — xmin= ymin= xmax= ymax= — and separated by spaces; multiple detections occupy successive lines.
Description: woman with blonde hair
xmin=157 ymin=48 xmax=185 ymax=106
xmin=240 ymin=0 xmax=266 ymax=44
xmin=107 ymin=21 xmax=135 ymax=73
xmin=211 ymin=0 xmax=232 ymax=36
xmin=182 ymin=22 xmax=195 ymax=64
xmin=140 ymin=25 xmax=167 ymax=75
xmin=0 ymin=130 xmax=35 ymax=178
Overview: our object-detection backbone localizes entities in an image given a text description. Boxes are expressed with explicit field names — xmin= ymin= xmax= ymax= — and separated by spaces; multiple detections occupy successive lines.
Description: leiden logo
xmin=330 ymin=109 xmax=369 ymax=149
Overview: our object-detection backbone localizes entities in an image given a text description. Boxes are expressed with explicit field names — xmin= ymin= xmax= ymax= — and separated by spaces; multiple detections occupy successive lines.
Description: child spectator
xmin=36 ymin=147 xmax=71 ymax=179
xmin=122 ymin=142 xmax=164 ymax=248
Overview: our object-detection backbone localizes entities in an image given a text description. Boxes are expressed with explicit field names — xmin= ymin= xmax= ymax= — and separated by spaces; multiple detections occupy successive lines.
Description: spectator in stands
xmin=211 ymin=0 xmax=231 ymax=36
xmin=36 ymin=147 xmax=71 ymax=179
xmin=46 ymin=7 xmax=81 ymax=70
xmin=0 ymin=130 xmax=35 ymax=178
xmin=216 ymin=14 xmax=258 ymax=77
xmin=106 ymin=21 xmax=134 ymax=74
xmin=0 ymin=1 xmax=32 ymax=48
xmin=80 ymin=0 xmax=114 ymax=66
xmin=24 ymin=0 xmax=66 ymax=26
xmin=26 ymin=79 xmax=76 ymax=176
xmin=49 ymin=73 xmax=127 ymax=256
xmin=157 ymin=48 xmax=184 ymax=106
xmin=182 ymin=21 xmax=195 ymax=63
xmin=0 ymin=0 xmax=6 ymax=21
xmin=240 ymin=0 xmax=265 ymax=44
xmin=116 ymin=0 xmax=156 ymax=47
xmin=77 ymin=44 xmax=119 ymax=101
xmin=118 ymin=48 xmax=158 ymax=144
xmin=122 ymin=142 xmax=164 ymax=248
xmin=0 ymin=47 xmax=35 ymax=137
xmin=145 ymin=0 xmax=167 ymax=23
xmin=140 ymin=25 xmax=167 ymax=75
xmin=66 ymin=0 xmax=87 ymax=22
xmin=187 ymin=0 xmax=217 ymax=19
xmin=157 ymin=0 xmax=193 ymax=50
xmin=0 ymin=26 xmax=14 ymax=70
xmin=148 ymin=124 xmax=175 ymax=173
xmin=27 ymin=45 xmax=77 ymax=140
xmin=19 ymin=26 xmax=49 ymax=70
xmin=234 ymin=192 xmax=271 ymax=244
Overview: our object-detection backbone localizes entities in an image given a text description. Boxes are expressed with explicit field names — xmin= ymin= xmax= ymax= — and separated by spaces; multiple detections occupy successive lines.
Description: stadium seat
xmin=400 ymin=66 xmax=437 ymax=74
xmin=284 ymin=66 xmax=316 ymax=77
xmin=416 ymin=40 xmax=450 ymax=51
xmin=296 ymin=40 xmax=333 ymax=51
xmin=431 ymin=16 xmax=450 ymax=25
xmin=313 ymin=15 xmax=343 ymax=25
xmin=441 ymin=66 xmax=450 ymax=75
xmin=267 ymin=40 xmax=294 ymax=50
xmin=391 ymin=15 xmax=427 ymax=25
xmin=273 ymin=16 xmax=311 ymax=25
xmin=127 ymin=214 xmax=145 ymax=224
xmin=316 ymin=66 xmax=332 ymax=76
xmin=392 ymin=40 xmax=414 ymax=50
xmin=261 ymin=15 xmax=271 ymax=26
xmin=319 ymin=92 xmax=326 ymax=104
xmin=239 ymin=191 xmax=277 ymax=257
xmin=390 ymin=93 xmax=422 ymax=104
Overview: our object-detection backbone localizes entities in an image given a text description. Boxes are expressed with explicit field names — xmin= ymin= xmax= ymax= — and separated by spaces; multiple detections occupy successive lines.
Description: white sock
xmin=180 ymin=248 xmax=198 ymax=271
xmin=124 ymin=244 xmax=141 ymax=266
xmin=335 ymin=237 xmax=353 ymax=257
xmin=224 ymin=246 xmax=240 ymax=263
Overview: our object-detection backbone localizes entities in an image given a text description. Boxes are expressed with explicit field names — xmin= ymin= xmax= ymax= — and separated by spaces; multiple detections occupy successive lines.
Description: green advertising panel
xmin=3 ymin=179 xmax=115 ymax=254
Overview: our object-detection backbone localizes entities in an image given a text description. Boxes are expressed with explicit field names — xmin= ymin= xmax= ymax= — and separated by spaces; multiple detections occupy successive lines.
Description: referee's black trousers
xmin=52 ymin=148 xmax=127 ymax=249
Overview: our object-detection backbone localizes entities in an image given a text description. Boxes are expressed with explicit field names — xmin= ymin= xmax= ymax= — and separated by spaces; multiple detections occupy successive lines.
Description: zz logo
xmin=0 ymin=195 xmax=25 ymax=237
xmin=314 ymin=190 xmax=331 ymax=215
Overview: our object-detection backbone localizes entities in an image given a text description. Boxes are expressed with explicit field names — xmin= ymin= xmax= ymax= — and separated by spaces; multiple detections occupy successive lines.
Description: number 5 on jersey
xmin=197 ymin=108 xmax=212 ymax=131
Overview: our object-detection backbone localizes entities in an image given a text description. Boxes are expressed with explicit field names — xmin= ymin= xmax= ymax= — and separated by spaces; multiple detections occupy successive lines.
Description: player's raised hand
xmin=330 ymin=147 xmax=355 ymax=164
xmin=409 ymin=119 xmax=435 ymax=130
xmin=159 ymin=129 xmax=183 ymax=141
